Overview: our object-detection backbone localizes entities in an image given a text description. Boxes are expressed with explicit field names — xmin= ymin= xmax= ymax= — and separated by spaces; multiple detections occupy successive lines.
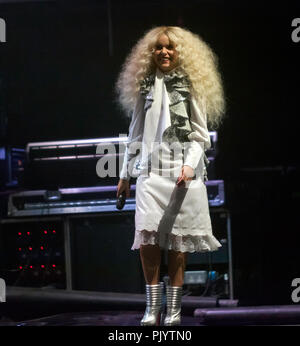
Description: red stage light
xmin=40 ymin=246 xmax=44 ymax=250
xmin=28 ymin=247 xmax=32 ymax=251
xmin=41 ymin=265 xmax=45 ymax=268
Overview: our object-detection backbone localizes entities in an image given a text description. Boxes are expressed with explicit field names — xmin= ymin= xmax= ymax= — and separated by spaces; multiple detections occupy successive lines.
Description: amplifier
xmin=24 ymin=136 xmax=128 ymax=189
xmin=23 ymin=132 xmax=218 ymax=190
xmin=0 ymin=218 xmax=66 ymax=289
xmin=0 ymin=146 xmax=26 ymax=189
xmin=7 ymin=180 xmax=225 ymax=217
xmin=7 ymin=185 xmax=136 ymax=217
xmin=0 ymin=214 xmax=143 ymax=293
xmin=206 ymin=180 xmax=225 ymax=207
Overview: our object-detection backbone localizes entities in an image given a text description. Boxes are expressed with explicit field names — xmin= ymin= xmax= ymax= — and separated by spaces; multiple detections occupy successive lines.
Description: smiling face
xmin=152 ymin=33 xmax=179 ymax=72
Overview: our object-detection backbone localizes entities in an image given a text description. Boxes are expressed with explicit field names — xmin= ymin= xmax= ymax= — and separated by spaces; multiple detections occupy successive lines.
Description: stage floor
xmin=0 ymin=310 xmax=199 ymax=326
xmin=1 ymin=287 xmax=300 ymax=326
xmin=1 ymin=307 xmax=300 ymax=326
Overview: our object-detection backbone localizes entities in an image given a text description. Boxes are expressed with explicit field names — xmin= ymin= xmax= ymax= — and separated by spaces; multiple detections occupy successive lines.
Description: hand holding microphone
xmin=116 ymin=193 xmax=126 ymax=210
xmin=116 ymin=179 xmax=130 ymax=210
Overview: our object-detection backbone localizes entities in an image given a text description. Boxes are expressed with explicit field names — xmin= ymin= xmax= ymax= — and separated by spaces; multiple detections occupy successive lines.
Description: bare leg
xmin=140 ymin=243 xmax=162 ymax=285
xmin=168 ymin=250 xmax=188 ymax=287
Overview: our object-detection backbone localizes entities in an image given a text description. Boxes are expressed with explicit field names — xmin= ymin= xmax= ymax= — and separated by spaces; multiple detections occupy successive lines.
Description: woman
xmin=116 ymin=26 xmax=225 ymax=326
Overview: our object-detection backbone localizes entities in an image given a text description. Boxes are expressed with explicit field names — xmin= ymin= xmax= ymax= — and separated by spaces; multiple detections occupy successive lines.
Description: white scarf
xmin=140 ymin=68 xmax=171 ymax=170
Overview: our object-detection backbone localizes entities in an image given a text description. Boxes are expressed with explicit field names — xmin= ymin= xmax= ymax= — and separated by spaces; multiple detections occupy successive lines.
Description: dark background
xmin=0 ymin=0 xmax=300 ymax=305
xmin=0 ymin=0 xmax=299 ymax=171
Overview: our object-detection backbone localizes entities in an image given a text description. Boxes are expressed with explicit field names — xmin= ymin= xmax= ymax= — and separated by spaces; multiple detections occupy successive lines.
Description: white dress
xmin=120 ymin=68 xmax=222 ymax=253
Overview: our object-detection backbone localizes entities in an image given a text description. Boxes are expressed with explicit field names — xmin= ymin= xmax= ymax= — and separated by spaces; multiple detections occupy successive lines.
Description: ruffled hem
xmin=131 ymin=229 xmax=222 ymax=253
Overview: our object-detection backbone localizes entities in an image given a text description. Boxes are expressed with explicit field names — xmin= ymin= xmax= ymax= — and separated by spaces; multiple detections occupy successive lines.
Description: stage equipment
xmin=7 ymin=180 xmax=224 ymax=218
xmin=0 ymin=207 xmax=233 ymax=298
xmin=0 ymin=218 xmax=66 ymax=289
xmin=7 ymin=185 xmax=135 ymax=217
xmin=0 ymin=146 xmax=25 ymax=189
xmin=24 ymin=136 xmax=129 ymax=190
xmin=1 ymin=133 xmax=231 ymax=297
xmin=0 ymin=213 xmax=143 ymax=293
xmin=23 ymin=132 xmax=218 ymax=190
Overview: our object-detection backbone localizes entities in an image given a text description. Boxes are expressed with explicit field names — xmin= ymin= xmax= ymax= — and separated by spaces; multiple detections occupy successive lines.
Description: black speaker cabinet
xmin=69 ymin=212 xmax=144 ymax=294
xmin=0 ymin=207 xmax=232 ymax=296
xmin=0 ymin=217 xmax=66 ymax=289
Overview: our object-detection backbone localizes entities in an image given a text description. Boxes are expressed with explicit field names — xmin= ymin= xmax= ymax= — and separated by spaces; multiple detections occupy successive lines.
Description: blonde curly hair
xmin=116 ymin=26 xmax=226 ymax=129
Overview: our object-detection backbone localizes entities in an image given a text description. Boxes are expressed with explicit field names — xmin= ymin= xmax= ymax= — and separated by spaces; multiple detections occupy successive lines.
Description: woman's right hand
xmin=117 ymin=179 xmax=130 ymax=198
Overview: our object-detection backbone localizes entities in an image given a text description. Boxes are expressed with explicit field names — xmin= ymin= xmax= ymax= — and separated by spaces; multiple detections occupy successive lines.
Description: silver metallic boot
xmin=140 ymin=282 xmax=164 ymax=326
xmin=163 ymin=285 xmax=183 ymax=326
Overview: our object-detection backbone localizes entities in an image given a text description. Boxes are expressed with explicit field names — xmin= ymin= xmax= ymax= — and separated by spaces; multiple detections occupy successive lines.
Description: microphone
xmin=116 ymin=193 xmax=126 ymax=210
